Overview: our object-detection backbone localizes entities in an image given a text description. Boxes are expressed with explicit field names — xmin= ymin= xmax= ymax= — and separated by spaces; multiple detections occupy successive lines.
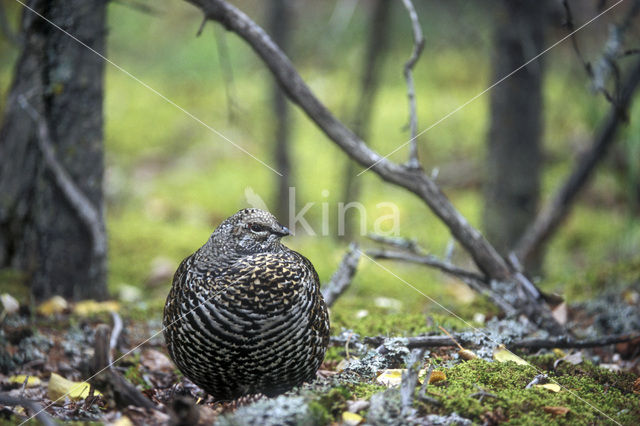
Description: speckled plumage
xmin=163 ymin=208 xmax=329 ymax=400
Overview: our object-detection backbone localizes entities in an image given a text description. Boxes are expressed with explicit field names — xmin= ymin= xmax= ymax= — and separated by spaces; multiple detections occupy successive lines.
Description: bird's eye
xmin=249 ymin=223 xmax=266 ymax=233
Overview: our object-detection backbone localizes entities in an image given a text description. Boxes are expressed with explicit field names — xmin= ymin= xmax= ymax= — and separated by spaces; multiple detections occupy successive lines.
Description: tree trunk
xmin=483 ymin=0 xmax=546 ymax=273
xmin=339 ymin=0 xmax=391 ymax=240
xmin=0 ymin=0 xmax=107 ymax=301
xmin=269 ymin=0 xmax=293 ymax=223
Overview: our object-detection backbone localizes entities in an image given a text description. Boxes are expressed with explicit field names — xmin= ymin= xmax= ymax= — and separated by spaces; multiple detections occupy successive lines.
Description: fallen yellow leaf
xmin=48 ymin=372 xmax=102 ymax=401
xmin=536 ymin=383 xmax=561 ymax=392
xmin=8 ymin=375 xmax=41 ymax=387
xmin=110 ymin=416 xmax=135 ymax=426
xmin=342 ymin=411 xmax=364 ymax=425
xmin=376 ymin=369 xmax=403 ymax=387
xmin=73 ymin=300 xmax=120 ymax=316
xmin=37 ymin=296 xmax=68 ymax=315
xmin=493 ymin=346 xmax=528 ymax=366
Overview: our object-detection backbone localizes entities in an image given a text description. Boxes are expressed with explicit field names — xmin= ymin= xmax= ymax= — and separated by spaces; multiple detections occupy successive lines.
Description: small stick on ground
xmin=90 ymin=324 xmax=157 ymax=411
xmin=0 ymin=393 xmax=56 ymax=426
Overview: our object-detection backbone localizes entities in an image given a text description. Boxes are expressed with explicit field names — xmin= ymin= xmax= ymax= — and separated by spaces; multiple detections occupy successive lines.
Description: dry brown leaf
xmin=428 ymin=370 xmax=447 ymax=384
xmin=141 ymin=349 xmax=174 ymax=373
xmin=543 ymin=406 xmax=570 ymax=416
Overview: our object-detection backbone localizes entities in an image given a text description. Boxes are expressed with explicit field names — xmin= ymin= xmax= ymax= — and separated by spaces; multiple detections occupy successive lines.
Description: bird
xmin=163 ymin=208 xmax=330 ymax=400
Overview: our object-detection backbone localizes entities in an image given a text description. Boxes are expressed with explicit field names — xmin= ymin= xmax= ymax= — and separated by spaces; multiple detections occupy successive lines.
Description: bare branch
xmin=321 ymin=243 xmax=361 ymax=308
xmin=17 ymin=96 xmax=107 ymax=260
xmin=367 ymin=247 xmax=484 ymax=283
xmin=0 ymin=393 xmax=56 ymax=426
xmin=400 ymin=0 xmax=425 ymax=169
xmin=183 ymin=0 xmax=563 ymax=333
xmin=367 ymin=233 xmax=422 ymax=252
xmin=515 ymin=57 xmax=640 ymax=264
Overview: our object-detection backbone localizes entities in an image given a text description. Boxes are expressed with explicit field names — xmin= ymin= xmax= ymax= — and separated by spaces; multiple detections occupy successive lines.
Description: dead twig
xmin=90 ymin=324 xmax=157 ymax=411
xmin=401 ymin=348 xmax=426 ymax=415
xmin=0 ymin=393 xmax=56 ymax=426
xmin=400 ymin=0 xmax=425 ymax=169
xmin=321 ymin=243 xmax=361 ymax=308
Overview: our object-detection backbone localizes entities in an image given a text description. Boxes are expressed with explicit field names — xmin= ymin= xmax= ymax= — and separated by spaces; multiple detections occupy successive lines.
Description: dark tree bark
xmin=483 ymin=0 xmax=547 ymax=273
xmin=339 ymin=0 xmax=391 ymax=240
xmin=0 ymin=0 xmax=107 ymax=301
xmin=269 ymin=0 xmax=293 ymax=223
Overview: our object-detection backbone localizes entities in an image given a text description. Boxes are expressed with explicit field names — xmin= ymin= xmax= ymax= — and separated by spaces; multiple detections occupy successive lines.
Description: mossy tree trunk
xmin=0 ymin=0 xmax=107 ymax=301
xmin=483 ymin=0 xmax=548 ymax=273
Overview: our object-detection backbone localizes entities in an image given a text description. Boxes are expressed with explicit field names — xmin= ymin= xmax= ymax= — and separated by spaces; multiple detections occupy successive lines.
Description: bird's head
xmin=211 ymin=208 xmax=291 ymax=256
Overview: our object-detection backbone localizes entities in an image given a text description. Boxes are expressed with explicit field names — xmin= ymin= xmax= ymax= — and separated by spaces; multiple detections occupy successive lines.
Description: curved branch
xmin=183 ymin=0 xmax=563 ymax=332
xmin=184 ymin=0 xmax=511 ymax=282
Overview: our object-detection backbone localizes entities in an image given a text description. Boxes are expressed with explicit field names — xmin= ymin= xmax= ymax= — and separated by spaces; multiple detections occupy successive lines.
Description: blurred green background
xmin=1 ymin=0 xmax=638 ymax=332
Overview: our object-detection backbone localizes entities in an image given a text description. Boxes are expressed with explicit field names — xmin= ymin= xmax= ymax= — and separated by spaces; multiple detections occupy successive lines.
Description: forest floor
xmin=0 ymin=258 xmax=639 ymax=425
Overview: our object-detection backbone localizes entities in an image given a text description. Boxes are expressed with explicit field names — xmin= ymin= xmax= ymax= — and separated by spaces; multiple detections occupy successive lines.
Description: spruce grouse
xmin=163 ymin=208 xmax=329 ymax=400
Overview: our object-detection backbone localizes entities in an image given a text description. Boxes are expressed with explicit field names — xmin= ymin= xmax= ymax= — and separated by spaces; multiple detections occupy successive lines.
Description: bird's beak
xmin=279 ymin=225 xmax=292 ymax=236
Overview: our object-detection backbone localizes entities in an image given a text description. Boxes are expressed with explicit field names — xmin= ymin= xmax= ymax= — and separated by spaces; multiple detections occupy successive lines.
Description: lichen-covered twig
xmin=400 ymin=0 xmax=425 ymax=169
xmin=509 ymin=333 xmax=640 ymax=350
xmin=401 ymin=348 xmax=426 ymax=415
xmin=321 ymin=243 xmax=361 ymax=308
xmin=362 ymin=332 xmax=639 ymax=350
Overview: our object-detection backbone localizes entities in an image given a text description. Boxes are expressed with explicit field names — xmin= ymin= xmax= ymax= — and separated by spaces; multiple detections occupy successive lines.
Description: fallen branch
xmin=362 ymin=332 xmax=640 ymax=350
xmin=400 ymin=0 xmax=425 ymax=169
xmin=321 ymin=243 xmax=361 ymax=308
xmin=183 ymin=0 xmax=561 ymax=333
xmin=0 ymin=393 xmax=56 ymax=426
xmin=90 ymin=324 xmax=156 ymax=411
xmin=508 ymin=333 xmax=640 ymax=350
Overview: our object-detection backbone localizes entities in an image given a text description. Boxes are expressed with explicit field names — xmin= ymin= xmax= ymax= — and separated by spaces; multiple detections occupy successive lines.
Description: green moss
xmin=331 ymin=311 xmax=472 ymax=337
xmin=420 ymin=358 xmax=640 ymax=425
xmin=348 ymin=381 xmax=387 ymax=400
xmin=123 ymin=365 xmax=150 ymax=390
xmin=313 ymin=386 xmax=351 ymax=419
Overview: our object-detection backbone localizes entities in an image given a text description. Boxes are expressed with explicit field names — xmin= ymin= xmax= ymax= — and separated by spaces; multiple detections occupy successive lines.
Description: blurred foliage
xmin=0 ymin=0 xmax=638 ymax=328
